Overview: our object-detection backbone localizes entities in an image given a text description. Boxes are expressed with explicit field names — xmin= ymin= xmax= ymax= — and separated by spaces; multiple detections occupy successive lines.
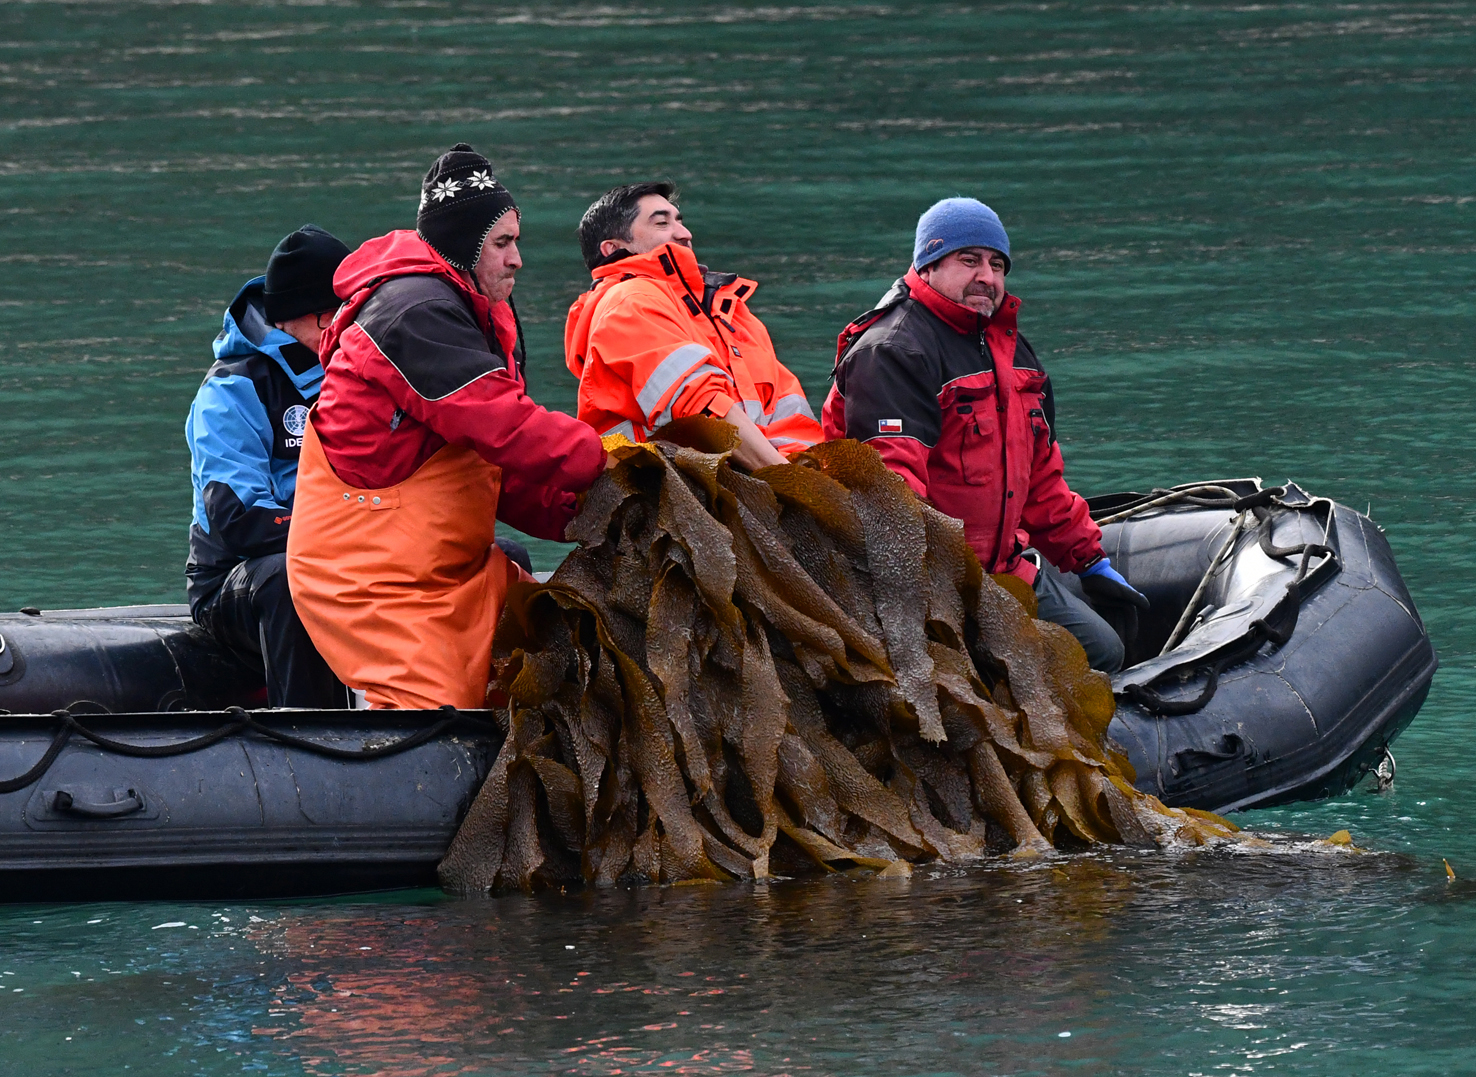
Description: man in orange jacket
xmin=564 ymin=183 xmax=822 ymax=469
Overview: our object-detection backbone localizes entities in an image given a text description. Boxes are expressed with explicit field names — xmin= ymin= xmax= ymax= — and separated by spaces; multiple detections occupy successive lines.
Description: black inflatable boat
xmin=0 ymin=479 xmax=1435 ymax=899
xmin=0 ymin=606 xmax=498 ymax=901
xmin=1091 ymin=478 xmax=1436 ymax=812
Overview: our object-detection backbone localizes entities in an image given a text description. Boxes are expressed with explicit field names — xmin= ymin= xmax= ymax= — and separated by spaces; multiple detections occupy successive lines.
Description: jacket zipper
xmin=986 ymin=328 xmax=1015 ymax=570
xmin=669 ymin=245 xmax=738 ymax=357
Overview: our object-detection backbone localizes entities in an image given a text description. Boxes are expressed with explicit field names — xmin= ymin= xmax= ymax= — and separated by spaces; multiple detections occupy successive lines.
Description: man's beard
xmin=967 ymin=292 xmax=997 ymax=317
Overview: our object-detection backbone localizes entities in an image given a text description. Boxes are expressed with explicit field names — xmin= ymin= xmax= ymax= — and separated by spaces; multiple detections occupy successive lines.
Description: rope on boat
xmin=1376 ymin=747 xmax=1397 ymax=791
xmin=1114 ymin=485 xmax=1341 ymax=718
xmin=1090 ymin=485 xmax=1245 ymax=526
xmin=0 ymin=705 xmax=497 ymax=795
xmin=1153 ymin=486 xmax=1291 ymax=657
xmin=1123 ymin=537 xmax=1337 ymax=717
xmin=1158 ymin=510 xmax=1252 ymax=657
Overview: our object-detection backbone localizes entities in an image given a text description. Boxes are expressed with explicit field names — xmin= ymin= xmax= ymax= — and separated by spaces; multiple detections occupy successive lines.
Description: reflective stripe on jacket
xmin=564 ymin=244 xmax=820 ymax=453
xmin=821 ymin=269 xmax=1102 ymax=581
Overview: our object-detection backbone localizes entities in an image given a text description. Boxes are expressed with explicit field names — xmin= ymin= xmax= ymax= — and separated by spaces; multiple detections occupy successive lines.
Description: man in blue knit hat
xmin=821 ymin=198 xmax=1146 ymax=672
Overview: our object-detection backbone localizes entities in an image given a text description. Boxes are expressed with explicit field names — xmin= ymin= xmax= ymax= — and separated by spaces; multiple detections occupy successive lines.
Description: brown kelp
xmin=439 ymin=419 xmax=1236 ymax=893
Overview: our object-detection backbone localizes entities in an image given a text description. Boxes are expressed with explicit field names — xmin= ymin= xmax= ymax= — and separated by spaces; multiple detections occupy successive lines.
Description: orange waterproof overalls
xmin=286 ymin=417 xmax=518 ymax=710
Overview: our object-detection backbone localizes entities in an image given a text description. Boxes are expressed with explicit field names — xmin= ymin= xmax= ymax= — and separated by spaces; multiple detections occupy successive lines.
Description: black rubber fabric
xmin=0 ymin=705 xmax=497 ymax=795
xmin=195 ymin=553 xmax=349 ymax=709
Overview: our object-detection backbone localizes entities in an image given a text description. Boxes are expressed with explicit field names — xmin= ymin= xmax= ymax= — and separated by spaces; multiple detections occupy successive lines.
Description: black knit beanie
xmin=263 ymin=225 xmax=351 ymax=323
xmin=416 ymin=143 xmax=518 ymax=272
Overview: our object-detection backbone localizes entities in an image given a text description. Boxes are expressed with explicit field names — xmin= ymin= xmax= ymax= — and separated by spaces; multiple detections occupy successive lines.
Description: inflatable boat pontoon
xmin=1092 ymin=478 xmax=1435 ymax=812
xmin=0 ymin=479 xmax=1435 ymax=900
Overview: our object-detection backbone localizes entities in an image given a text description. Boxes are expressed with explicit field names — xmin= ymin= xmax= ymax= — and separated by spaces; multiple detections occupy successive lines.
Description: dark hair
xmin=577 ymin=181 xmax=678 ymax=270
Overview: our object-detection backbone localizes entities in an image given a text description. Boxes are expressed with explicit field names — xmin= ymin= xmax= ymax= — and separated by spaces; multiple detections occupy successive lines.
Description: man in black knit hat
xmin=185 ymin=225 xmax=352 ymax=708
xmin=285 ymin=145 xmax=607 ymax=709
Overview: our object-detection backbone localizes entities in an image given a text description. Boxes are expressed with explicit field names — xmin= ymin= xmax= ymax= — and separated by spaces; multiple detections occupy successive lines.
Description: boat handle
xmin=52 ymin=788 xmax=145 ymax=818
xmin=1172 ymin=734 xmax=1246 ymax=775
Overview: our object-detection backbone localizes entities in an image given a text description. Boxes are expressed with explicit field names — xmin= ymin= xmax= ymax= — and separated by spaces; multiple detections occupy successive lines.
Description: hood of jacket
xmin=324 ymin=229 xmax=518 ymax=367
xmin=565 ymin=243 xmax=748 ymax=380
xmin=214 ymin=276 xmax=325 ymax=397
xmin=564 ymin=284 xmax=601 ymax=381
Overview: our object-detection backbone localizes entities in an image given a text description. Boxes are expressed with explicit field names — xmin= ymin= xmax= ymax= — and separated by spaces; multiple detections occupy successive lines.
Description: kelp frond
xmin=439 ymin=419 xmax=1236 ymax=893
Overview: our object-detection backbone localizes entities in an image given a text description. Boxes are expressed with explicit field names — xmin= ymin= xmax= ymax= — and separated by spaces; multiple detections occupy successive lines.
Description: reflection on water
xmin=3 ymin=841 xmax=1458 ymax=1076
xmin=4 ymin=0 xmax=1476 ymax=1073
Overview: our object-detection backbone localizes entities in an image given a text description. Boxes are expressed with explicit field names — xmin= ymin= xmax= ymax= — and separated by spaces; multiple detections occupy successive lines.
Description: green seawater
xmin=2 ymin=2 xmax=1475 ymax=1073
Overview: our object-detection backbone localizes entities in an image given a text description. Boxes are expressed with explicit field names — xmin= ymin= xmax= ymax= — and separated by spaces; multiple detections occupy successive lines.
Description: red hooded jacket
xmin=314 ymin=230 xmax=605 ymax=541
xmin=822 ymin=269 xmax=1101 ymax=581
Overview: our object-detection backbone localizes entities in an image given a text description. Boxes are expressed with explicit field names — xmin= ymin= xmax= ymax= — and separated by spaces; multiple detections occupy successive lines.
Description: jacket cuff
xmin=1064 ymin=546 xmax=1106 ymax=575
xmin=692 ymin=389 xmax=738 ymax=423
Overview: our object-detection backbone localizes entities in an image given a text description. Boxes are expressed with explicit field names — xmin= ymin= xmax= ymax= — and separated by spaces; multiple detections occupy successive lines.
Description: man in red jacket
xmin=287 ymin=144 xmax=608 ymax=708
xmin=822 ymin=198 xmax=1146 ymax=672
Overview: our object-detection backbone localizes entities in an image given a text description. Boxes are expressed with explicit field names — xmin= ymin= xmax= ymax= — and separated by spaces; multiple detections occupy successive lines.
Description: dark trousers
xmin=195 ymin=553 xmax=349 ymax=709
xmin=1033 ymin=559 xmax=1126 ymax=674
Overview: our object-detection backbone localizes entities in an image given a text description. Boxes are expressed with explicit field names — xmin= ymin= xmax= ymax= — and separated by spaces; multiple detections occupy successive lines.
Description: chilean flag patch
xmin=878 ymin=418 xmax=904 ymax=434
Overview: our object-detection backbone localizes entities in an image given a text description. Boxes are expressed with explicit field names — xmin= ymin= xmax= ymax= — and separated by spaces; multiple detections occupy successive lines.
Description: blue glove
xmin=1078 ymin=556 xmax=1149 ymax=652
xmin=1078 ymin=557 xmax=1149 ymax=608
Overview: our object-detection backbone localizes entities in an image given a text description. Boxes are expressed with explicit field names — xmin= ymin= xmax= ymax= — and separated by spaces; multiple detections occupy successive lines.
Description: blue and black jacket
xmin=185 ymin=277 xmax=325 ymax=613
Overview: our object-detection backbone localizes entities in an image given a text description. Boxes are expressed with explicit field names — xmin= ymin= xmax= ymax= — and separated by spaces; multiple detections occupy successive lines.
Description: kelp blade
xmin=439 ymin=419 xmax=1236 ymax=893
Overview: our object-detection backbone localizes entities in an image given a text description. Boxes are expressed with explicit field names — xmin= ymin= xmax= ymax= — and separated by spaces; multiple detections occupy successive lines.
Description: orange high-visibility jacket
xmin=564 ymin=244 xmax=821 ymax=453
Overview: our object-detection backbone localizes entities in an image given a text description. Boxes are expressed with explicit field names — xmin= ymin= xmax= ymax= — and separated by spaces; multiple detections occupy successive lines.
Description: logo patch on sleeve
xmin=878 ymin=418 xmax=904 ymax=434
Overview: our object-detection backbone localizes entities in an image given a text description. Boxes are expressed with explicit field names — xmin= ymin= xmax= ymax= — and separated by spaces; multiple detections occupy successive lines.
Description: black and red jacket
xmin=821 ymin=268 xmax=1102 ymax=582
xmin=314 ymin=230 xmax=605 ymax=541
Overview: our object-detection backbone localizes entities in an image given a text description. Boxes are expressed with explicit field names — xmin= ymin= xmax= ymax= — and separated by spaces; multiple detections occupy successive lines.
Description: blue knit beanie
xmin=913 ymin=198 xmax=1011 ymax=272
